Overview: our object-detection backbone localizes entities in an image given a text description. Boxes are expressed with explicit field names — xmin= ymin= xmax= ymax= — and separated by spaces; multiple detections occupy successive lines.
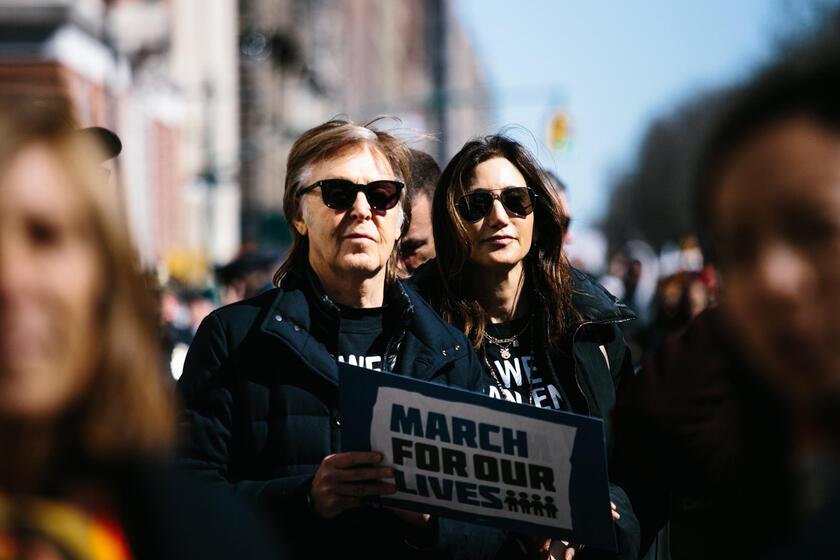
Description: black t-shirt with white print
xmin=482 ymin=317 xmax=565 ymax=410
xmin=303 ymin=268 xmax=389 ymax=371
xmin=335 ymin=304 xmax=388 ymax=371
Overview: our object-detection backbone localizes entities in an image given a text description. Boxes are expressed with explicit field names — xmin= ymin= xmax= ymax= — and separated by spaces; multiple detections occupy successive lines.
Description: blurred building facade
xmin=108 ymin=0 xmax=241 ymax=276
xmin=238 ymin=0 xmax=491 ymax=243
xmin=0 ymin=0 xmax=241 ymax=281
xmin=0 ymin=0 xmax=490 ymax=276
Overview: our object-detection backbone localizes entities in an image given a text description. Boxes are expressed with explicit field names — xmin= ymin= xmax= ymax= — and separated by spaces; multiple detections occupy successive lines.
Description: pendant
xmin=500 ymin=347 xmax=511 ymax=359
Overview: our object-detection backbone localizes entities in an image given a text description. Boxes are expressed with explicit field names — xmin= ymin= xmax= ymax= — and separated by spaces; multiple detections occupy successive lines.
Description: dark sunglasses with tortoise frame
xmin=456 ymin=186 xmax=538 ymax=222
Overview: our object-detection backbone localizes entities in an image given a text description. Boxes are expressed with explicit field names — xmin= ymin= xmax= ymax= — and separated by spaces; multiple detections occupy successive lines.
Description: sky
xmin=453 ymin=0 xmax=831 ymax=230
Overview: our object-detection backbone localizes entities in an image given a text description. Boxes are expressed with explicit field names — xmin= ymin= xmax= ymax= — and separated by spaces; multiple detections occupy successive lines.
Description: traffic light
xmin=547 ymin=111 xmax=571 ymax=152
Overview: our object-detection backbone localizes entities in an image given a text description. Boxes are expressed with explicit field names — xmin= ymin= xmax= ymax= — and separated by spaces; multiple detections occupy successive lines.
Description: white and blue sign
xmin=339 ymin=364 xmax=617 ymax=552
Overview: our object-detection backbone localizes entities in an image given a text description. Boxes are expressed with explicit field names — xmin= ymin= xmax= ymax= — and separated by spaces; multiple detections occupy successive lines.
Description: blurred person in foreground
xmin=78 ymin=125 xmax=122 ymax=173
xmin=613 ymin=35 xmax=840 ymax=559
xmin=399 ymin=148 xmax=441 ymax=274
xmin=0 ymin=101 xmax=277 ymax=559
xmin=178 ymin=118 xmax=497 ymax=560
xmin=413 ymin=134 xmax=639 ymax=559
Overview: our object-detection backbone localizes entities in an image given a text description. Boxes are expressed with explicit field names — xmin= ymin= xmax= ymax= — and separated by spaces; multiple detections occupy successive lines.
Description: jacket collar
xmin=569 ymin=267 xmax=636 ymax=326
xmin=259 ymin=272 xmax=338 ymax=386
xmin=296 ymin=264 xmax=416 ymax=332
xmin=257 ymin=265 xmax=459 ymax=385
xmin=396 ymin=281 xmax=471 ymax=374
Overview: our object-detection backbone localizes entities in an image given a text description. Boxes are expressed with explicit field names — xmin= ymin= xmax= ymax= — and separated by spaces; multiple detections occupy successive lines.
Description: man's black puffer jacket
xmin=177 ymin=266 xmax=505 ymax=560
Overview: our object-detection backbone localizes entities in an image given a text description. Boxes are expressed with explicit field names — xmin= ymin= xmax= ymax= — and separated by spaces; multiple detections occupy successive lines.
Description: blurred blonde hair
xmin=0 ymin=98 xmax=174 ymax=463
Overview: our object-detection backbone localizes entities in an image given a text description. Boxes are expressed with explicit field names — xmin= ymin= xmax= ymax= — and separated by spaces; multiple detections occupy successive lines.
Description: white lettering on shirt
xmin=488 ymin=355 xmax=562 ymax=409
xmin=493 ymin=359 xmax=523 ymax=387
xmin=337 ymin=355 xmax=383 ymax=371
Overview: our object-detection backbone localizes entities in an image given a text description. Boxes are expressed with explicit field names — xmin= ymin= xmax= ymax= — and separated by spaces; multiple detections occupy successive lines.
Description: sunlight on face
xmin=464 ymin=157 xmax=535 ymax=271
xmin=295 ymin=144 xmax=404 ymax=281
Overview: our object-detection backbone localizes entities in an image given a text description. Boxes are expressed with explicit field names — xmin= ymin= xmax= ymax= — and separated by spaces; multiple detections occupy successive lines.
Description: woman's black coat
xmin=412 ymin=264 xmax=642 ymax=559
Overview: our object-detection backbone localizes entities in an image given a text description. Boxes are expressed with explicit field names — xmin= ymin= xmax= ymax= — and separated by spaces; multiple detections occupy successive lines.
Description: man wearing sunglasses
xmin=178 ymin=119 xmax=499 ymax=559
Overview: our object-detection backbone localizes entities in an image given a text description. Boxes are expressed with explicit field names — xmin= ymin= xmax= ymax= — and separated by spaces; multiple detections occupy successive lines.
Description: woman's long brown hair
xmin=430 ymin=134 xmax=577 ymax=350
xmin=0 ymin=99 xmax=174 ymax=490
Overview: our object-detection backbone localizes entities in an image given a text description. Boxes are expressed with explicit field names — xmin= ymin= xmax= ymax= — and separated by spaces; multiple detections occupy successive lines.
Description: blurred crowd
xmin=2 ymin=13 xmax=840 ymax=560
xmin=157 ymin=246 xmax=279 ymax=380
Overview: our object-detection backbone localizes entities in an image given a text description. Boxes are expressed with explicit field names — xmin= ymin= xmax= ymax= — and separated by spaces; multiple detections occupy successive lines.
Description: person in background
xmin=544 ymin=170 xmax=573 ymax=248
xmin=215 ymin=246 xmax=279 ymax=305
xmin=399 ymin=148 xmax=441 ymax=274
xmin=642 ymin=271 xmax=711 ymax=358
xmin=178 ymin=118 xmax=499 ymax=560
xmin=182 ymin=289 xmax=216 ymax=336
xmin=613 ymin=34 xmax=840 ymax=559
xmin=598 ymin=254 xmax=628 ymax=302
xmin=0 ymin=99 xmax=277 ymax=559
xmin=158 ymin=286 xmax=193 ymax=381
xmin=78 ymin=125 xmax=122 ymax=181
xmin=414 ymin=134 xmax=639 ymax=559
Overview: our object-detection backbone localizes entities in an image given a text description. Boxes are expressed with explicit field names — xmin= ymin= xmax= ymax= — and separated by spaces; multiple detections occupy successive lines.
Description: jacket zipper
xmin=382 ymin=334 xmax=398 ymax=372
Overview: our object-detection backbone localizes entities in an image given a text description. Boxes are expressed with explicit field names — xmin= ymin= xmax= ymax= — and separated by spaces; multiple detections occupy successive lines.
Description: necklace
xmin=481 ymin=319 xmax=534 ymax=405
xmin=483 ymin=317 xmax=531 ymax=359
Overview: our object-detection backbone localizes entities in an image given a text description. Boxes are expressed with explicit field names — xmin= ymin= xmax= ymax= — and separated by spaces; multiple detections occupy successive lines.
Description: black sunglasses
xmin=456 ymin=187 xmax=537 ymax=223
xmin=298 ymin=179 xmax=404 ymax=212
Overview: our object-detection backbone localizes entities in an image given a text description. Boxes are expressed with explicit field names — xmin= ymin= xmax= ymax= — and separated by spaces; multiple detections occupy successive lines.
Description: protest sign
xmin=339 ymin=364 xmax=616 ymax=551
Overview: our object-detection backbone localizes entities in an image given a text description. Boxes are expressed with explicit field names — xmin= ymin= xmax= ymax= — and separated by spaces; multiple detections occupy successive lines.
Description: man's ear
xmin=292 ymin=213 xmax=308 ymax=237
xmin=395 ymin=206 xmax=406 ymax=239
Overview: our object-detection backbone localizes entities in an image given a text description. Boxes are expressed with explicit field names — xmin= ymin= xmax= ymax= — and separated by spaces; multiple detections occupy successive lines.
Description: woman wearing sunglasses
xmin=179 ymin=118 xmax=500 ymax=560
xmin=415 ymin=135 xmax=640 ymax=559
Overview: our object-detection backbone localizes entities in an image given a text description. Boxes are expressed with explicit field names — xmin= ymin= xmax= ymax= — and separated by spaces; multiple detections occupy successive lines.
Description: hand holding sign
xmin=548 ymin=502 xmax=620 ymax=559
xmin=310 ymin=451 xmax=396 ymax=518
xmin=387 ymin=507 xmax=432 ymax=528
